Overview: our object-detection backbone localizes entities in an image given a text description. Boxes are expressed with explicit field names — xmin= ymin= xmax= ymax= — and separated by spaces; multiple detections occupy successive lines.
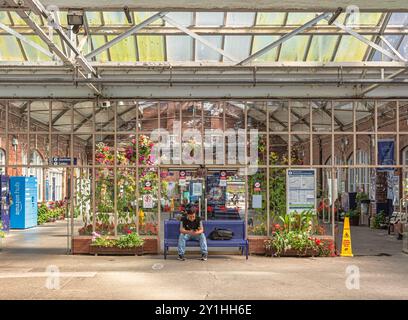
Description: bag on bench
xmin=209 ymin=228 xmax=234 ymax=240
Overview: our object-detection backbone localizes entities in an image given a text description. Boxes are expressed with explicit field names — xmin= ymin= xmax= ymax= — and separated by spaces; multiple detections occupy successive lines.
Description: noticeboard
xmin=286 ymin=169 xmax=316 ymax=214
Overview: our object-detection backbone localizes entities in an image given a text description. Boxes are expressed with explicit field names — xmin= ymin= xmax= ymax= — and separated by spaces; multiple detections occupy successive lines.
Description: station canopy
xmin=0 ymin=1 xmax=408 ymax=98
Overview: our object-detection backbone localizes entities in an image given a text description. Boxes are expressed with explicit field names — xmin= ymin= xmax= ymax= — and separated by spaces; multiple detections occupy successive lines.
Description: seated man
xmin=177 ymin=206 xmax=208 ymax=261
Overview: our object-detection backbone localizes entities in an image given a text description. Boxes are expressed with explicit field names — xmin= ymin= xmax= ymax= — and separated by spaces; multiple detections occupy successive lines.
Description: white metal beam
xmin=361 ymin=68 xmax=407 ymax=95
xmin=23 ymin=0 xmax=99 ymax=78
xmin=162 ymin=15 xmax=239 ymax=62
xmin=329 ymin=19 xmax=405 ymax=62
xmin=380 ymin=35 xmax=407 ymax=62
xmin=237 ymin=12 xmax=332 ymax=65
xmin=85 ymin=11 xmax=168 ymax=60
xmin=2 ymin=0 xmax=408 ymax=11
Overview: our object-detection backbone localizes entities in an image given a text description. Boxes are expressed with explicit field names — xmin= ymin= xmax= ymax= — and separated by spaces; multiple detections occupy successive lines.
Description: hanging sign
xmin=49 ymin=157 xmax=77 ymax=166
xmin=254 ymin=181 xmax=261 ymax=192
xmin=144 ymin=180 xmax=152 ymax=191
xmin=287 ymin=169 xmax=316 ymax=214
xmin=219 ymin=171 xmax=227 ymax=187
xmin=142 ymin=194 xmax=153 ymax=209
xmin=340 ymin=217 xmax=353 ymax=257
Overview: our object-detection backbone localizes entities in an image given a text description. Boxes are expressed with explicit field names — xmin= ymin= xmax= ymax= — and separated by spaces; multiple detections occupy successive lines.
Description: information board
xmin=287 ymin=169 xmax=316 ymax=214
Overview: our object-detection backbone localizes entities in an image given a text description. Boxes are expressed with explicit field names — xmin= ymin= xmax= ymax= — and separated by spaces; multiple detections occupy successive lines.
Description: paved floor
xmin=0 ymin=220 xmax=407 ymax=299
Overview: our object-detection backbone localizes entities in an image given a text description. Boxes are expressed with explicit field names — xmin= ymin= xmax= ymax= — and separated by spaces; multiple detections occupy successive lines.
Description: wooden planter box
xmin=266 ymin=247 xmax=318 ymax=257
xmin=89 ymin=245 xmax=143 ymax=256
xmin=248 ymin=236 xmax=269 ymax=255
xmin=72 ymin=235 xmax=159 ymax=255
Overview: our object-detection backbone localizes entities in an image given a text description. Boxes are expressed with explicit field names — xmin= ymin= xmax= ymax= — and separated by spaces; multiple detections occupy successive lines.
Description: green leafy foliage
xmin=372 ymin=210 xmax=387 ymax=229
xmin=116 ymin=232 xmax=144 ymax=248
xmin=37 ymin=202 xmax=66 ymax=225
xmin=0 ymin=221 xmax=6 ymax=238
xmin=91 ymin=231 xmax=144 ymax=248
xmin=265 ymin=210 xmax=335 ymax=257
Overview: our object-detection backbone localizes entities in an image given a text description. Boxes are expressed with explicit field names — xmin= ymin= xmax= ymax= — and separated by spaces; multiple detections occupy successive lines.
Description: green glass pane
xmin=58 ymin=11 xmax=68 ymax=26
xmin=86 ymin=12 xmax=102 ymax=26
xmin=9 ymin=12 xmax=26 ymax=25
xmin=22 ymin=36 xmax=52 ymax=61
xmin=134 ymin=12 xmax=163 ymax=26
xmin=0 ymin=12 xmax=11 ymax=24
xmin=0 ymin=36 xmax=23 ymax=61
xmin=92 ymin=35 xmax=109 ymax=62
xmin=279 ymin=35 xmax=310 ymax=61
xmin=349 ymin=13 xmax=382 ymax=25
xmin=107 ymin=35 xmax=136 ymax=61
xmin=137 ymin=36 xmax=164 ymax=61
xmin=286 ymin=13 xmax=316 ymax=25
xmin=256 ymin=13 xmax=286 ymax=25
xmin=103 ymin=12 xmax=129 ymax=25
xmin=252 ymin=36 xmax=279 ymax=62
xmin=334 ymin=36 xmax=372 ymax=61
xmin=307 ymin=36 xmax=338 ymax=62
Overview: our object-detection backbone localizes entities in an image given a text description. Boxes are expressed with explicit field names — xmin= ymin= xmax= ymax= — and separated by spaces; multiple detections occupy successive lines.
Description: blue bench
xmin=164 ymin=219 xmax=249 ymax=259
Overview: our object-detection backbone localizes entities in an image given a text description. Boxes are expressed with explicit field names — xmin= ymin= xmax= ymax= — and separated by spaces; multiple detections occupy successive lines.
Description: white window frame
xmin=0 ymin=148 xmax=5 ymax=174
xmin=348 ymin=150 xmax=369 ymax=193
xmin=28 ymin=150 xmax=44 ymax=202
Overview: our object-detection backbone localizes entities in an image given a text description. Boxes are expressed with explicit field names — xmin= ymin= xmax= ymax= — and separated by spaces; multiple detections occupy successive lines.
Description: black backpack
xmin=209 ymin=228 xmax=234 ymax=240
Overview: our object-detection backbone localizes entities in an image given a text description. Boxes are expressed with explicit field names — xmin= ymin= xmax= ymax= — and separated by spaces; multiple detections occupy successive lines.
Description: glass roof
xmin=0 ymin=11 xmax=408 ymax=63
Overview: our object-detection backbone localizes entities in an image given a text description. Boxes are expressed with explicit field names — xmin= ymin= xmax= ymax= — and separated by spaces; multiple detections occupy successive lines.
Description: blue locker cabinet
xmin=10 ymin=176 xmax=38 ymax=229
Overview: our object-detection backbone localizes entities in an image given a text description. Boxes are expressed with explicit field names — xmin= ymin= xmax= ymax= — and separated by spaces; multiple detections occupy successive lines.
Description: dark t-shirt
xmin=181 ymin=216 xmax=202 ymax=231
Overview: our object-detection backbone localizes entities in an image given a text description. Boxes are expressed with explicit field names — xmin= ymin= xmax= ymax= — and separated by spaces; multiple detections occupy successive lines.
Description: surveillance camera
xmin=100 ymin=101 xmax=111 ymax=108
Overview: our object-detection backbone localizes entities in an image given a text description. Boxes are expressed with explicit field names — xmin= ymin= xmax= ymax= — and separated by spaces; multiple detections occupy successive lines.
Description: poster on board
xmin=287 ymin=169 xmax=316 ymax=214
xmin=143 ymin=194 xmax=154 ymax=209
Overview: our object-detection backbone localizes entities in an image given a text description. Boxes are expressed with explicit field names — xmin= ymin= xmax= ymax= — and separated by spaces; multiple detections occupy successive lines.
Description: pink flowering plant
xmin=80 ymin=135 xmax=159 ymax=236
xmin=265 ymin=211 xmax=336 ymax=257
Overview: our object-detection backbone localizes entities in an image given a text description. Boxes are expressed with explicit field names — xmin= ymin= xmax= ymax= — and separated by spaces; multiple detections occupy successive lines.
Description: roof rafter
xmin=238 ymin=12 xmax=332 ymax=65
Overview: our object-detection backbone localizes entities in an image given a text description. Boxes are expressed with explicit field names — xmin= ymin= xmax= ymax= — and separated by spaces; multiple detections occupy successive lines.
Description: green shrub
xmin=0 ymin=222 xmax=6 ymax=238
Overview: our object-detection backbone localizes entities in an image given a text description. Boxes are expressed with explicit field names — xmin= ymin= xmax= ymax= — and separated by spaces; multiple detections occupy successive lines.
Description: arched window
xmin=348 ymin=150 xmax=369 ymax=193
xmin=0 ymin=148 xmax=5 ymax=174
xmin=28 ymin=150 xmax=44 ymax=202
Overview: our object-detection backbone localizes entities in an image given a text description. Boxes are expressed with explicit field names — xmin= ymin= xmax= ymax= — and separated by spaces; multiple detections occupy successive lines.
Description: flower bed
xmin=264 ymin=211 xmax=337 ymax=257
xmin=89 ymin=228 xmax=144 ymax=256
xmin=37 ymin=200 xmax=67 ymax=225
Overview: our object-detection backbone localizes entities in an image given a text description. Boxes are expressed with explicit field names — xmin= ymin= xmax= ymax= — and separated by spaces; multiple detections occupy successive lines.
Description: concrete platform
xmin=0 ymin=220 xmax=407 ymax=299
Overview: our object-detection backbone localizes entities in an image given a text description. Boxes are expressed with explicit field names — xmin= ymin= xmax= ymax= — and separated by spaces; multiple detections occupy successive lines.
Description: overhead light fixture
xmin=124 ymin=6 xmax=133 ymax=24
xmin=67 ymin=9 xmax=84 ymax=34
xmin=328 ymin=7 xmax=343 ymax=25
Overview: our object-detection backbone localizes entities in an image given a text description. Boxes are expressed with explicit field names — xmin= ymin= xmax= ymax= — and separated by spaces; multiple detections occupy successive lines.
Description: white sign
xmin=252 ymin=194 xmax=262 ymax=209
xmin=287 ymin=169 xmax=316 ymax=214
xmin=143 ymin=194 xmax=154 ymax=209
xmin=219 ymin=179 xmax=227 ymax=187
xmin=192 ymin=183 xmax=202 ymax=196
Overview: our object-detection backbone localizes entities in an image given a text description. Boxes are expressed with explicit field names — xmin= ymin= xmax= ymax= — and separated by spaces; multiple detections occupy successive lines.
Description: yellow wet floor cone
xmin=340 ymin=216 xmax=353 ymax=257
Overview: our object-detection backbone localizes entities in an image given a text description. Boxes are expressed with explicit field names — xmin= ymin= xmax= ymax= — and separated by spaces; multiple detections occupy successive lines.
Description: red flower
xmin=274 ymin=224 xmax=281 ymax=230
xmin=126 ymin=229 xmax=132 ymax=234
xmin=315 ymin=239 xmax=321 ymax=245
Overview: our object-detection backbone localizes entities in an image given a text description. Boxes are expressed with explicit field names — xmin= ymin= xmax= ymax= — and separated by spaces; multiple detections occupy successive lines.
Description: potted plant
xmin=90 ymin=229 xmax=144 ymax=256
xmin=345 ymin=209 xmax=360 ymax=226
xmin=0 ymin=222 xmax=6 ymax=252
